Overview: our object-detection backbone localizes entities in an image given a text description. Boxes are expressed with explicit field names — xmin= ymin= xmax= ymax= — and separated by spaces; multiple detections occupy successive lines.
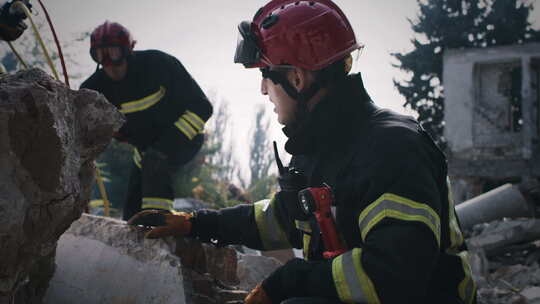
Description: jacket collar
xmin=283 ymin=73 xmax=378 ymax=155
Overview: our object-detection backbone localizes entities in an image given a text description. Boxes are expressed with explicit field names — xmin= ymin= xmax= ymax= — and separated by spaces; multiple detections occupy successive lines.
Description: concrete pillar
xmin=522 ymin=56 xmax=533 ymax=160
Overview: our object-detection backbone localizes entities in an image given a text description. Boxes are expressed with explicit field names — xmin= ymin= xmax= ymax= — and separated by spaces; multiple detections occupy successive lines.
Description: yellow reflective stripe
xmin=174 ymin=117 xmax=197 ymax=140
xmin=447 ymin=178 xmax=464 ymax=253
xmin=183 ymin=111 xmax=205 ymax=132
xmin=133 ymin=148 xmax=142 ymax=169
xmin=458 ymin=251 xmax=476 ymax=304
xmin=141 ymin=197 xmax=173 ymax=210
xmin=358 ymin=193 xmax=441 ymax=247
xmin=332 ymin=249 xmax=380 ymax=304
xmin=303 ymin=234 xmax=310 ymax=260
xmin=294 ymin=220 xmax=312 ymax=233
xmin=119 ymin=86 xmax=166 ymax=114
xmin=254 ymin=198 xmax=291 ymax=250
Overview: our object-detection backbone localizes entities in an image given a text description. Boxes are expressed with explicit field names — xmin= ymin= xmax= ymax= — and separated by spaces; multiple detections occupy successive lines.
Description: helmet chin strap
xmin=261 ymin=67 xmax=321 ymax=107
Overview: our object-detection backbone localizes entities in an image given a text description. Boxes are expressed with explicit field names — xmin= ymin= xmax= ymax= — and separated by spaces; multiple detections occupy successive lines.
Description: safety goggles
xmin=90 ymin=46 xmax=126 ymax=66
xmin=233 ymin=21 xmax=262 ymax=68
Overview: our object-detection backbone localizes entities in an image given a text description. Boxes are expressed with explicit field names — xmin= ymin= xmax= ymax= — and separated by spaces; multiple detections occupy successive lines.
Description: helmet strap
xmin=261 ymin=67 xmax=321 ymax=105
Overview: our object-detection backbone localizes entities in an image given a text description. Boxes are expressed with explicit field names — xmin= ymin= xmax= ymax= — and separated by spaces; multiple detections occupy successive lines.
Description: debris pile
xmin=464 ymin=181 xmax=540 ymax=304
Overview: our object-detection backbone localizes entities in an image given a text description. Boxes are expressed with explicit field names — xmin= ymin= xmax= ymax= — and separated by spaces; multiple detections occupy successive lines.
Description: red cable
xmin=37 ymin=0 xmax=70 ymax=88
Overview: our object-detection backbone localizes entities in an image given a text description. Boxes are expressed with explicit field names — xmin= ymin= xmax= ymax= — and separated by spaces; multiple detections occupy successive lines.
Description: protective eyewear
xmin=233 ymin=21 xmax=262 ymax=67
xmin=91 ymin=46 xmax=126 ymax=66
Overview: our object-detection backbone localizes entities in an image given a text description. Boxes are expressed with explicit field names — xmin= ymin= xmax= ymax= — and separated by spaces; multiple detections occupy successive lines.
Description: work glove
xmin=244 ymin=283 xmax=273 ymax=304
xmin=0 ymin=21 xmax=26 ymax=41
xmin=127 ymin=210 xmax=193 ymax=239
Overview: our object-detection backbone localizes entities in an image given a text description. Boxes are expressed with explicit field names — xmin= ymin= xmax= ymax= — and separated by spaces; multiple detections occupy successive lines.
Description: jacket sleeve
xmin=191 ymin=195 xmax=299 ymax=251
xmin=264 ymin=129 xmax=443 ymax=304
xmin=160 ymin=53 xmax=213 ymax=141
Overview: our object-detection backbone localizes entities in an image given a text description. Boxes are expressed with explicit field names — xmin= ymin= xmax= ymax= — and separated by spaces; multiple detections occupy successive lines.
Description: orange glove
xmin=244 ymin=284 xmax=273 ymax=304
xmin=127 ymin=210 xmax=193 ymax=239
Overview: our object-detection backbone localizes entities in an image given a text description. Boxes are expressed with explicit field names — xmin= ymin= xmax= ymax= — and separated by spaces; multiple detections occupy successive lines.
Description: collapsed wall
xmin=0 ymin=69 xmax=124 ymax=303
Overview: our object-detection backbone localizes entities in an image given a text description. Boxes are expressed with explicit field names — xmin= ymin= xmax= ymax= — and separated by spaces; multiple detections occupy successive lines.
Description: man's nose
xmin=260 ymin=78 xmax=268 ymax=95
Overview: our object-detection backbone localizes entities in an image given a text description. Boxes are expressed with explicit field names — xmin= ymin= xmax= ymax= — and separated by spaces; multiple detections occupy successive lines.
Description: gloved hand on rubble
xmin=127 ymin=210 xmax=193 ymax=239
xmin=244 ymin=283 xmax=273 ymax=304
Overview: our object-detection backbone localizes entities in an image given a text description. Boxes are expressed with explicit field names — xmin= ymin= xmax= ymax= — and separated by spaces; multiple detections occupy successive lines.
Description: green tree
xmin=245 ymin=105 xmax=277 ymax=202
xmin=392 ymin=0 xmax=540 ymax=147
xmin=173 ymin=93 xmax=242 ymax=208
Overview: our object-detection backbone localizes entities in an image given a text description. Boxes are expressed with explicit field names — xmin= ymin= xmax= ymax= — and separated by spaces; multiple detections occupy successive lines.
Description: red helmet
xmin=234 ymin=0 xmax=362 ymax=71
xmin=90 ymin=21 xmax=135 ymax=65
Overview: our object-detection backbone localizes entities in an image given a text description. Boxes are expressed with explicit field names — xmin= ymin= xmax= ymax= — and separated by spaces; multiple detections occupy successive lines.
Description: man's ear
xmin=289 ymin=67 xmax=311 ymax=91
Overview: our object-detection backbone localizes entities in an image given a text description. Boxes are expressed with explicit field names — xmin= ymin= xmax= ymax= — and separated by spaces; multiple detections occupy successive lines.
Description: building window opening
xmin=498 ymin=65 xmax=522 ymax=132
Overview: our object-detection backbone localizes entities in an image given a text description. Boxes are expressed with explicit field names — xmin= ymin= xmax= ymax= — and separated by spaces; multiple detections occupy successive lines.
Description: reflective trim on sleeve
xmin=358 ymin=193 xmax=441 ymax=247
xmin=458 ymin=251 xmax=477 ymax=304
xmin=303 ymin=234 xmax=310 ymax=260
xmin=141 ymin=197 xmax=173 ymax=211
xmin=119 ymin=86 xmax=166 ymax=114
xmin=332 ymin=248 xmax=381 ymax=304
xmin=294 ymin=220 xmax=312 ymax=233
xmin=254 ymin=198 xmax=291 ymax=250
xmin=447 ymin=178 xmax=465 ymax=253
xmin=133 ymin=148 xmax=142 ymax=169
xmin=174 ymin=117 xmax=198 ymax=140
xmin=183 ymin=110 xmax=205 ymax=132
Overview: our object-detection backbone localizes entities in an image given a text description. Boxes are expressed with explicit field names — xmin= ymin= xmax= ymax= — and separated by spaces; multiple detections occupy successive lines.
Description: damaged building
xmin=443 ymin=42 xmax=540 ymax=203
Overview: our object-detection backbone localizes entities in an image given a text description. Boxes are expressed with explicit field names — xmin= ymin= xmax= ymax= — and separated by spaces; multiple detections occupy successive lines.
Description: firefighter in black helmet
xmin=81 ymin=21 xmax=213 ymax=220
xmin=129 ymin=1 xmax=477 ymax=303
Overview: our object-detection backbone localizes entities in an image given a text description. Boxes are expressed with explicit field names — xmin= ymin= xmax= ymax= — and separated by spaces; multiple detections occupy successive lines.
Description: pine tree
xmin=392 ymin=0 xmax=540 ymax=147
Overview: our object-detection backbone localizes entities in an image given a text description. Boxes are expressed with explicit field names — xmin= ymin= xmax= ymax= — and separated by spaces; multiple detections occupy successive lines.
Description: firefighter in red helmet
xmin=81 ymin=21 xmax=212 ymax=220
xmin=129 ymin=1 xmax=476 ymax=303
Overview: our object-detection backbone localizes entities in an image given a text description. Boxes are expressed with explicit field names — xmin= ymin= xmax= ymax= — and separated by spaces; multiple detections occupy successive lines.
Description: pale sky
xmin=3 ymin=0 xmax=540 ymax=170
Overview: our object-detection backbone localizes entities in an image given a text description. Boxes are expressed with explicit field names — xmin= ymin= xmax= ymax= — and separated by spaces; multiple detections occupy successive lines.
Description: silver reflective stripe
xmin=458 ymin=251 xmax=477 ymax=304
xmin=133 ymin=148 xmax=142 ymax=169
xmin=141 ymin=197 xmax=173 ymax=210
xmin=358 ymin=193 xmax=441 ymax=247
xmin=254 ymin=198 xmax=291 ymax=250
xmin=174 ymin=117 xmax=197 ymax=140
xmin=183 ymin=111 xmax=205 ymax=132
xmin=294 ymin=220 xmax=312 ymax=233
xmin=332 ymin=249 xmax=380 ymax=303
xmin=119 ymin=86 xmax=166 ymax=114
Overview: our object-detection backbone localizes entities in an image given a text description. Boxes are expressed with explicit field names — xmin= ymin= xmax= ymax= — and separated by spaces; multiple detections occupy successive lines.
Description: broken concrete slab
xmin=44 ymin=214 xmax=189 ymax=304
xmin=468 ymin=219 xmax=540 ymax=256
xmin=44 ymin=214 xmax=286 ymax=303
xmin=0 ymin=69 xmax=123 ymax=303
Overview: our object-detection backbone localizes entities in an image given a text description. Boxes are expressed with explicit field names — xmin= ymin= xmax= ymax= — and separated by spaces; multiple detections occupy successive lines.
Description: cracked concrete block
xmin=0 ymin=69 xmax=124 ymax=303
xmin=44 ymin=214 xmax=189 ymax=304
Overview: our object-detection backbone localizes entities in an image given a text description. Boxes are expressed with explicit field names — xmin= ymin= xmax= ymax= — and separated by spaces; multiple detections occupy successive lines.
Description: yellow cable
xmin=12 ymin=1 xmax=59 ymax=80
xmin=95 ymin=164 xmax=111 ymax=217
xmin=6 ymin=41 xmax=28 ymax=69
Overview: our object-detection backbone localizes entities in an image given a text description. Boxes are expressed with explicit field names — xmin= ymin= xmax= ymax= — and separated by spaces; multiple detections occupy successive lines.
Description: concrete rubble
xmin=45 ymin=213 xmax=282 ymax=304
xmin=0 ymin=68 xmax=124 ymax=303
xmin=468 ymin=219 xmax=540 ymax=304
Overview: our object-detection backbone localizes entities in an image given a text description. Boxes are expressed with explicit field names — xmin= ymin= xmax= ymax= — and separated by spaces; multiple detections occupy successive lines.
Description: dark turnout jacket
xmin=191 ymin=73 xmax=476 ymax=304
xmin=81 ymin=50 xmax=212 ymax=149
